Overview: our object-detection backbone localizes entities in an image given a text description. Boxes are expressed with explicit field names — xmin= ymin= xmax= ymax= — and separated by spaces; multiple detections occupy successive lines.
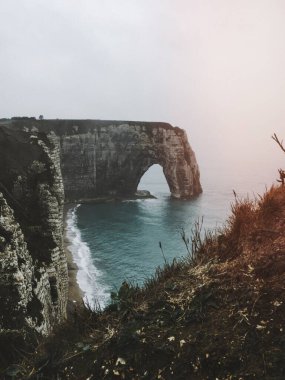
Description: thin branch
xmin=272 ymin=133 xmax=285 ymax=153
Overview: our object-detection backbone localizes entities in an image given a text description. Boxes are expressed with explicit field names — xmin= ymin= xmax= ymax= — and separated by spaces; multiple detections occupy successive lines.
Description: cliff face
xmin=0 ymin=126 xmax=67 ymax=334
xmin=6 ymin=119 xmax=202 ymax=201
xmin=61 ymin=123 xmax=202 ymax=201
xmin=59 ymin=122 xmax=202 ymax=201
xmin=0 ymin=119 xmax=201 ymax=335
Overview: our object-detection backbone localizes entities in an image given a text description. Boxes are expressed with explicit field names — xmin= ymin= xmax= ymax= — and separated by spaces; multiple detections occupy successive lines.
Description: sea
xmin=66 ymin=160 xmax=281 ymax=308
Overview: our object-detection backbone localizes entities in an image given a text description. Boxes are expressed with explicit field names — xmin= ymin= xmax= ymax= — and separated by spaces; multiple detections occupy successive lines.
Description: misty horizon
xmin=1 ymin=0 xmax=285 ymax=174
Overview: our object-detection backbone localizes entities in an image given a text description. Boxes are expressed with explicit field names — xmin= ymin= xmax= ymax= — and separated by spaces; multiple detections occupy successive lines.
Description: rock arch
xmin=57 ymin=121 xmax=202 ymax=200
xmin=3 ymin=119 xmax=202 ymax=201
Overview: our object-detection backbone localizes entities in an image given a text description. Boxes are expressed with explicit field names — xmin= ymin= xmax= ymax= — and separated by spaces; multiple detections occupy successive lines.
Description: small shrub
xmin=227 ymin=196 xmax=256 ymax=240
xmin=109 ymin=281 xmax=139 ymax=312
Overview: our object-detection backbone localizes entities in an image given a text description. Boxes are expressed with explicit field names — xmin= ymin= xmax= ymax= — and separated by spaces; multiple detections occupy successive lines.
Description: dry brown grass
xmin=257 ymin=185 xmax=283 ymax=220
xmin=2 ymin=185 xmax=285 ymax=379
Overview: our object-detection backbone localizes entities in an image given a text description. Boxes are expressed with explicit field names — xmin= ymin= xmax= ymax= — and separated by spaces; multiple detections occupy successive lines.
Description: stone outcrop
xmin=6 ymin=119 xmax=202 ymax=201
xmin=0 ymin=125 xmax=67 ymax=334
xmin=59 ymin=122 xmax=201 ymax=201
xmin=0 ymin=118 xmax=201 ymax=335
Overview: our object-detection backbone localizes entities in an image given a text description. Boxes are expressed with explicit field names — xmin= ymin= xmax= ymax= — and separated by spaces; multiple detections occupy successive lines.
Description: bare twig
xmin=272 ymin=133 xmax=285 ymax=153
xmin=277 ymin=169 xmax=285 ymax=185
xmin=180 ymin=228 xmax=191 ymax=256
xmin=271 ymin=134 xmax=285 ymax=184
xmin=159 ymin=241 xmax=167 ymax=264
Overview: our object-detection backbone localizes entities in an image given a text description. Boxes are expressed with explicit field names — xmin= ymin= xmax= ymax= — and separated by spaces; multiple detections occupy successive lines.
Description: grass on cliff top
xmin=2 ymin=185 xmax=285 ymax=379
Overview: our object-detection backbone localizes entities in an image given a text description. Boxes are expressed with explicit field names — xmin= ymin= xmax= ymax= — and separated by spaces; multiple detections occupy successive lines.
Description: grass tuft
xmin=257 ymin=185 xmax=281 ymax=220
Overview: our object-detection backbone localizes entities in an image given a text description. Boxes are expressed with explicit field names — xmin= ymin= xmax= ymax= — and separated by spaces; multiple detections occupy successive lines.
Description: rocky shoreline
xmin=63 ymin=205 xmax=84 ymax=314
xmin=63 ymin=189 xmax=156 ymax=315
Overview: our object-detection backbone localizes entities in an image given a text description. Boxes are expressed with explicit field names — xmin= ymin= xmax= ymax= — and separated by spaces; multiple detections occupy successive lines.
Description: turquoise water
xmin=66 ymin=161 xmax=278 ymax=307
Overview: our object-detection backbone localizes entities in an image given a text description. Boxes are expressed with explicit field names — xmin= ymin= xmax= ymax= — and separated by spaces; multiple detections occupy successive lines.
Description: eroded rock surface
xmin=0 ymin=125 xmax=67 ymax=334
xmin=8 ymin=119 xmax=202 ymax=201
xmin=0 ymin=119 xmax=201 ymax=335
xmin=59 ymin=122 xmax=202 ymax=201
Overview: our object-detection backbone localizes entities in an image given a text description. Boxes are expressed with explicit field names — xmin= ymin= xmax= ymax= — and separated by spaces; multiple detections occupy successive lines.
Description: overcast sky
xmin=1 ymin=0 xmax=285 ymax=171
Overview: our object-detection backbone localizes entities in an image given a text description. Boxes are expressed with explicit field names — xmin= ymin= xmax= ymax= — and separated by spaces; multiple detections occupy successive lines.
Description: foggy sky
xmin=1 ymin=0 xmax=285 ymax=173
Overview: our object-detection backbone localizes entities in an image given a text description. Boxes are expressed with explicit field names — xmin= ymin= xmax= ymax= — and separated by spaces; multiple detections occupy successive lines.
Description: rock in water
xmin=134 ymin=190 xmax=156 ymax=199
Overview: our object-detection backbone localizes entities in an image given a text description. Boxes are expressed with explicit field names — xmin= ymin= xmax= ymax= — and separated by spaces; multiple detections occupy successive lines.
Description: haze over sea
xmin=66 ymin=158 xmax=282 ymax=307
xmin=1 ymin=1 xmax=285 ymax=307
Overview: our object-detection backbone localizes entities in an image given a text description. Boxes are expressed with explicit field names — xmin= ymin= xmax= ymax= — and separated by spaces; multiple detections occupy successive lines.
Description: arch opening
xmin=137 ymin=164 xmax=170 ymax=197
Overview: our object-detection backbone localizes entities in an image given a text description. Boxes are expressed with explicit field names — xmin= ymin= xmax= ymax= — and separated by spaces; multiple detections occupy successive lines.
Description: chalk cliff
xmin=0 ymin=119 xmax=201 ymax=334
xmin=0 ymin=125 xmax=67 ymax=334
xmin=8 ymin=119 xmax=202 ymax=201
xmin=59 ymin=121 xmax=202 ymax=201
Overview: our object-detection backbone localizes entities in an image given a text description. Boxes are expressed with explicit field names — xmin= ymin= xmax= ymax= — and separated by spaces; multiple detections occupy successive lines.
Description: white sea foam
xmin=66 ymin=205 xmax=110 ymax=309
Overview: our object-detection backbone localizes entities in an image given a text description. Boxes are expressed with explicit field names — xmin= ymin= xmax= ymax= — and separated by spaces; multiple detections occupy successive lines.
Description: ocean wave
xmin=66 ymin=205 xmax=111 ymax=309
xmin=122 ymin=199 xmax=142 ymax=203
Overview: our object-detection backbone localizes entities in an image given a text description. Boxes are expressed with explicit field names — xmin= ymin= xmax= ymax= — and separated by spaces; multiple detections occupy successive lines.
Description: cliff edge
xmin=9 ymin=185 xmax=284 ymax=379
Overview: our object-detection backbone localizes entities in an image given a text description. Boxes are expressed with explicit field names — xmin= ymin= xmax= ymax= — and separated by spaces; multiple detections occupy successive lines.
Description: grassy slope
xmin=2 ymin=186 xmax=285 ymax=379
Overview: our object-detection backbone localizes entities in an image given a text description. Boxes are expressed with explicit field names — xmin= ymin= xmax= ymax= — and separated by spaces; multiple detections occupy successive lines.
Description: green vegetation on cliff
xmin=1 ymin=186 xmax=285 ymax=379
